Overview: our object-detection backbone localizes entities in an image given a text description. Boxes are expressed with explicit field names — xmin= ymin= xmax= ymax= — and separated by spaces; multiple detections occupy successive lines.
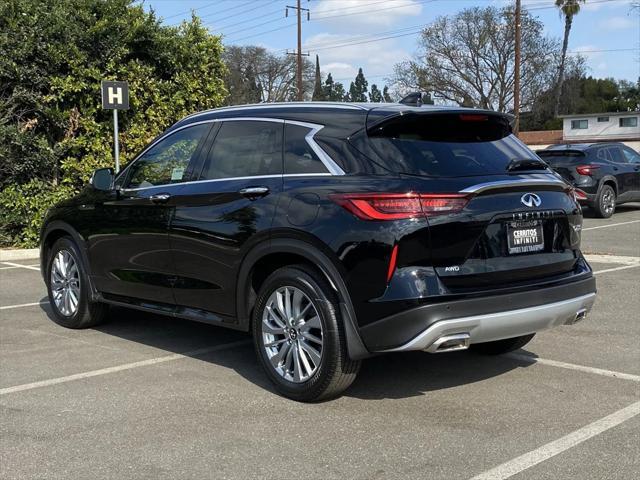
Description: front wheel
xmin=252 ymin=265 xmax=360 ymax=402
xmin=470 ymin=333 xmax=535 ymax=355
xmin=46 ymin=237 xmax=108 ymax=329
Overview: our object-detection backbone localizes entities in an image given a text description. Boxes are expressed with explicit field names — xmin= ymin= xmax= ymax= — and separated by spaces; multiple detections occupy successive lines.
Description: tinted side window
xmin=596 ymin=148 xmax=612 ymax=162
xmin=200 ymin=121 xmax=282 ymax=180
xmin=607 ymin=147 xmax=626 ymax=164
xmin=622 ymin=147 xmax=640 ymax=164
xmin=125 ymin=124 xmax=208 ymax=188
xmin=284 ymin=124 xmax=328 ymax=174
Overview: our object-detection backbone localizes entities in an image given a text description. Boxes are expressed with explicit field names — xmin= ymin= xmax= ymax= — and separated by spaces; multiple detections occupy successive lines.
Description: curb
xmin=0 ymin=249 xmax=40 ymax=261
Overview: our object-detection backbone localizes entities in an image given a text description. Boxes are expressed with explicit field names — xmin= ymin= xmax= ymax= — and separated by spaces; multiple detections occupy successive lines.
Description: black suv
xmin=538 ymin=143 xmax=640 ymax=218
xmin=41 ymin=103 xmax=597 ymax=401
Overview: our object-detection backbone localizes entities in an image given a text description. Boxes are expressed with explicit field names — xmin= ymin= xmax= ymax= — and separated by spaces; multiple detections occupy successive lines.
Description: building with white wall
xmin=560 ymin=112 xmax=639 ymax=143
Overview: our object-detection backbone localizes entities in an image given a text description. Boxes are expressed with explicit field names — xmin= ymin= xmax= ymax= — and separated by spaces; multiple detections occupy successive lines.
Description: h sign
xmin=101 ymin=81 xmax=129 ymax=110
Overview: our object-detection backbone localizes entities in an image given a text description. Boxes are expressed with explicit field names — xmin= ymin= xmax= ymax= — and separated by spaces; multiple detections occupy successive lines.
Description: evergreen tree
xmin=312 ymin=55 xmax=325 ymax=101
xmin=349 ymin=68 xmax=368 ymax=102
xmin=369 ymin=84 xmax=383 ymax=102
xmin=382 ymin=86 xmax=393 ymax=102
xmin=323 ymin=73 xmax=347 ymax=101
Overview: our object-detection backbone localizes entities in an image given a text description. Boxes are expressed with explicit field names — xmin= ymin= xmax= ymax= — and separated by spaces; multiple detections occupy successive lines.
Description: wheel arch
xmin=40 ymin=221 xmax=96 ymax=296
xmin=236 ymin=236 xmax=370 ymax=360
xmin=600 ymin=175 xmax=618 ymax=195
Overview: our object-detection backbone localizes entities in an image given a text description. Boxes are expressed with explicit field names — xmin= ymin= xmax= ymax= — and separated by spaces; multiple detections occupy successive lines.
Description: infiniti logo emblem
xmin=521 ymin=193 xmax=542 ymax=208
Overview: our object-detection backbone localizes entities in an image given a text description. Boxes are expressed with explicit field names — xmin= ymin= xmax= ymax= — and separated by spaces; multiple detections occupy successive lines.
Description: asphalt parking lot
xmin=1 ymin=206 xmax=639 ymax=480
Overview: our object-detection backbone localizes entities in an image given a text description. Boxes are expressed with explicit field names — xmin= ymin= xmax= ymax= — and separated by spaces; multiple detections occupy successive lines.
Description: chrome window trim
xmin=119 ymin=117 xmax=345 ymax=191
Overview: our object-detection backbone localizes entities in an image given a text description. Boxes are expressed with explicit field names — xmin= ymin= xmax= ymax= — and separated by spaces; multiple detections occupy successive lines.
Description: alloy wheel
xmin=602 ymin=189 xmax=615 ymax=215
xmin=50 ymin=250 xmax=81 ymax=316
xmin=261 ymin=286 xmax=323 ymax=383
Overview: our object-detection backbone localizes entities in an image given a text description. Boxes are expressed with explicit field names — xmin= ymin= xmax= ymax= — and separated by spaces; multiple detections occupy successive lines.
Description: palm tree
xmin=553 ymin=0 xmax=586 ymax=116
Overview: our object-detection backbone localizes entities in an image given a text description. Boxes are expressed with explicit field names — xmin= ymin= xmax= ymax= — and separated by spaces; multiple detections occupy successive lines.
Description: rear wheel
xmin=594 ymin=184 xmax=616 ymax=218
xmin=252 ymin=265 xmax=360 ymax=402
xmin=470 ymin=333 xmax=535 ymax=355
xmin=46 ymin=237 xmax=108 ymax=329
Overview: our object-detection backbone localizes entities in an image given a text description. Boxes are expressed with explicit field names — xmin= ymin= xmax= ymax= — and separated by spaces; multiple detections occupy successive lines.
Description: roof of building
xmin=558 ymin=111 xmax=640 ymax=119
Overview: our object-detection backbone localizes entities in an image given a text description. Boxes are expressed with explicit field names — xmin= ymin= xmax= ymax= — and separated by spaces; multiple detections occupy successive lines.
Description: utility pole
xmin=513 ymin=0 xmax=522 ymax=135
xmin=286 ymin=1 xmax=309 ymax=101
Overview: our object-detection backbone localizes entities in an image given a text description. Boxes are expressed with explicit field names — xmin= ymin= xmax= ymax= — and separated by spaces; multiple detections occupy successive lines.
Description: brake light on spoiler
xmin=330 ymin=193 xmax=470 ymax=220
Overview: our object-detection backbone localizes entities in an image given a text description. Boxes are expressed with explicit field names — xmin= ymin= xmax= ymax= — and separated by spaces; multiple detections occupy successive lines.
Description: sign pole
xmin=101 ymin=80 xmax=129 ymax=173
xmin=113 ymin=109 xmax=120 ymax=173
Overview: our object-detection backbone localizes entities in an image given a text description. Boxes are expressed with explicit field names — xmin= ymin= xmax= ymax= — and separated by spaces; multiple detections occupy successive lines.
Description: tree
xmin=312 ymin=55 xmax=325 ymax=101
xmin=389 ymin=7 xmax=560 ymax=113
xmin=553 ymin=0 xmax=586 ymax=116
xmin=0 ymin=0 xmax=227 ymax=246
xmin=369 ymin=84 xmax=383 ymax=102
xmin=223 ymin=46 xmax=314 ymax=104
xmin=382 ymin=86 xmax=393 ymax=103
xmin=322 ymin=73 xmax=347 ymax=102
xmin=348 ymin=68 xmax=368 ymax=102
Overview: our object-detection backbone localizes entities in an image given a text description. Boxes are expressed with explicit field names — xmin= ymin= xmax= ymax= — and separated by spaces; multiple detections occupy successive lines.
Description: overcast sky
xmin=142 ymin=0 xmax=640 ymax=87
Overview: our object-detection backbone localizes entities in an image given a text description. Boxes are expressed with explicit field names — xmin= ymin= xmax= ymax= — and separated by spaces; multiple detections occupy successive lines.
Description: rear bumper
xmin=361 ymin=275 xmax=597 ymax=352
xmin=379 ymin=292 xmax=595 ymax=352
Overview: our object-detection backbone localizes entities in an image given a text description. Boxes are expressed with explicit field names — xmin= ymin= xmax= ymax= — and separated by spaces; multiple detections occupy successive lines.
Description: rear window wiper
xmin=506 ymin=158 xmax=548 ymax=172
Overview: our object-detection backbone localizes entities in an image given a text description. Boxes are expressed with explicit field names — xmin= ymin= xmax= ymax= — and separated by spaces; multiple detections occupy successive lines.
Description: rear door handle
xmin=239 ymin=186 xmax=270 ymax=200
xmin=149 ymin=193 xmax=171 ymax=204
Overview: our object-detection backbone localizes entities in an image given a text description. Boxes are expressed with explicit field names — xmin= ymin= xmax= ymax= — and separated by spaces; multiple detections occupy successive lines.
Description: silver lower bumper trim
xmin=381 ymin=293 xmax=597 ymax=353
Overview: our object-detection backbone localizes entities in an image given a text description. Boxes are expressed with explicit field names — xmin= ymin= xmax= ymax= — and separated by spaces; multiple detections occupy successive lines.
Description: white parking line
xmin=469 ymin=400 xmax=640 ymax=480
xmin=0 ymin=339 xmax=250 ymax=396
xmin=582 ymin=219 xmax=640 ymax=231
xmin=506 ymin=353 xmax=640 ymax=383
xmin=584 ymin=254 xmax=640 ymax=265
xmin=0 ymin=264 xmax=39 ymax=270
xmin=0 ymin=301 xmax=49 ymax=311
xmin=1 ymin=261 xmax=40 ymax=271
xmin=593 ymin=264 xmax=640 ymax=275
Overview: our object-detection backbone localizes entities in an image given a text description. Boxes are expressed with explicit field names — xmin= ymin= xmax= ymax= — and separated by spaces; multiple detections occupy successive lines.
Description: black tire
xmin=252 ymin=264 xmax=360 ymax=402
xmin=594 ymin=184 xmax=616 ymax=218
xmin=45 ymin=237 xmax=108 ymax=329
xmin=470 ymin=333 xmax=535 ymax=355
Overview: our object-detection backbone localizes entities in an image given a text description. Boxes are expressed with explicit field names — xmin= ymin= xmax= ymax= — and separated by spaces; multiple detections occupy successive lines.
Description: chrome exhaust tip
xmin=426 ymin=333 xmax=471 ymax=353
xmin=566 ymin=308 xmax=588 ymax=325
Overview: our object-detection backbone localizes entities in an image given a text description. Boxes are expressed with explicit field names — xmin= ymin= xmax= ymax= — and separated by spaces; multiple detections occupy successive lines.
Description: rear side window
xmin=606 ymin=147 xmax=626 ymax=164
xmin=125 ymin=124 xmax=208 ymax=189
xmin=361 ymin=113 xmax=539 ymax=177
xmin=284 ymin=124 xmax=328 ymax=174
xmin=200 ymin=121 xmax=282 ymax=180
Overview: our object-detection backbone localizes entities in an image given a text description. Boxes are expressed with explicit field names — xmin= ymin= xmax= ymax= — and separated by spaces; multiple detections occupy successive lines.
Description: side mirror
xmin=90 ymin=168 xmax=114 ymax=191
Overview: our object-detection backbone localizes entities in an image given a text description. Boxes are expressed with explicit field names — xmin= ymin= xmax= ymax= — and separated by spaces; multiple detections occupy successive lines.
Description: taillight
xmin=574 ymin=189 xmax=588 ymax=200
xmin=329 ymin=193 xmax=470 ymax=220
xmin=576 ymin=165 xmax=599 ymax=176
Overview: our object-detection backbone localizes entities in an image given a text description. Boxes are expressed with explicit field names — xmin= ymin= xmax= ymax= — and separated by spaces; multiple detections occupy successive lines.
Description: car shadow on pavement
xmin=40 ymin=302 xmax=533 ymax=401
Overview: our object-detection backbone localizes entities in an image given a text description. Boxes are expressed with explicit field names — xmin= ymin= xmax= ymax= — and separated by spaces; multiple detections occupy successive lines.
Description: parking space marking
xmin=1 ymin=261 xmax=40 ymax=271
xmin=0 ymin=301 xmax=49 ymax=311
xmin=584 ymin=254 xmax=640 ymax=264
xmin=593 ymin=264 xmax=640 ymax=275
xmin=470 ymin=401 xmax=640 ymax=480
xmin=0 ymin=339 xmax=250 ymax=396
xmin=582 ymin=219 xmax=640 ymax=231
xmin=0 ymin=264 xmax=39 ymax=270
xmin=506 ymin=353 xmax=640 ymax=383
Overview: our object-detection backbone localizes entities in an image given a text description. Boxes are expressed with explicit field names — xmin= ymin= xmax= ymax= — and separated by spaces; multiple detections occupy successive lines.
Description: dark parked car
xmin=537 ymin=143 xmax=640 ymax=218
xmin=41 ymin=103 xmax=597 ymax=401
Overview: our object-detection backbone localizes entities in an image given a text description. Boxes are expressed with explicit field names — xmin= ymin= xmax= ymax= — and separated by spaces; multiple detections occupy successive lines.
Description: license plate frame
xmin=507 ymin=220 xmax=544 ymax=254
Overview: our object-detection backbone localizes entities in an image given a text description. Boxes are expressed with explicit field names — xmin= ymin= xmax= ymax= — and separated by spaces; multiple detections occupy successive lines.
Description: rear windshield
xmin=536 ymin=150 xmax=586 ymax=165
xmin=359 ymin=113 xmax=541 ymax=177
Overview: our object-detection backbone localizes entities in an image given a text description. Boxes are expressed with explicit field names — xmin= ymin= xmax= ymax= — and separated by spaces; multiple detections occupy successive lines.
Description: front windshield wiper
xmin=506 ymin=158 xmax=548 ymax=172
